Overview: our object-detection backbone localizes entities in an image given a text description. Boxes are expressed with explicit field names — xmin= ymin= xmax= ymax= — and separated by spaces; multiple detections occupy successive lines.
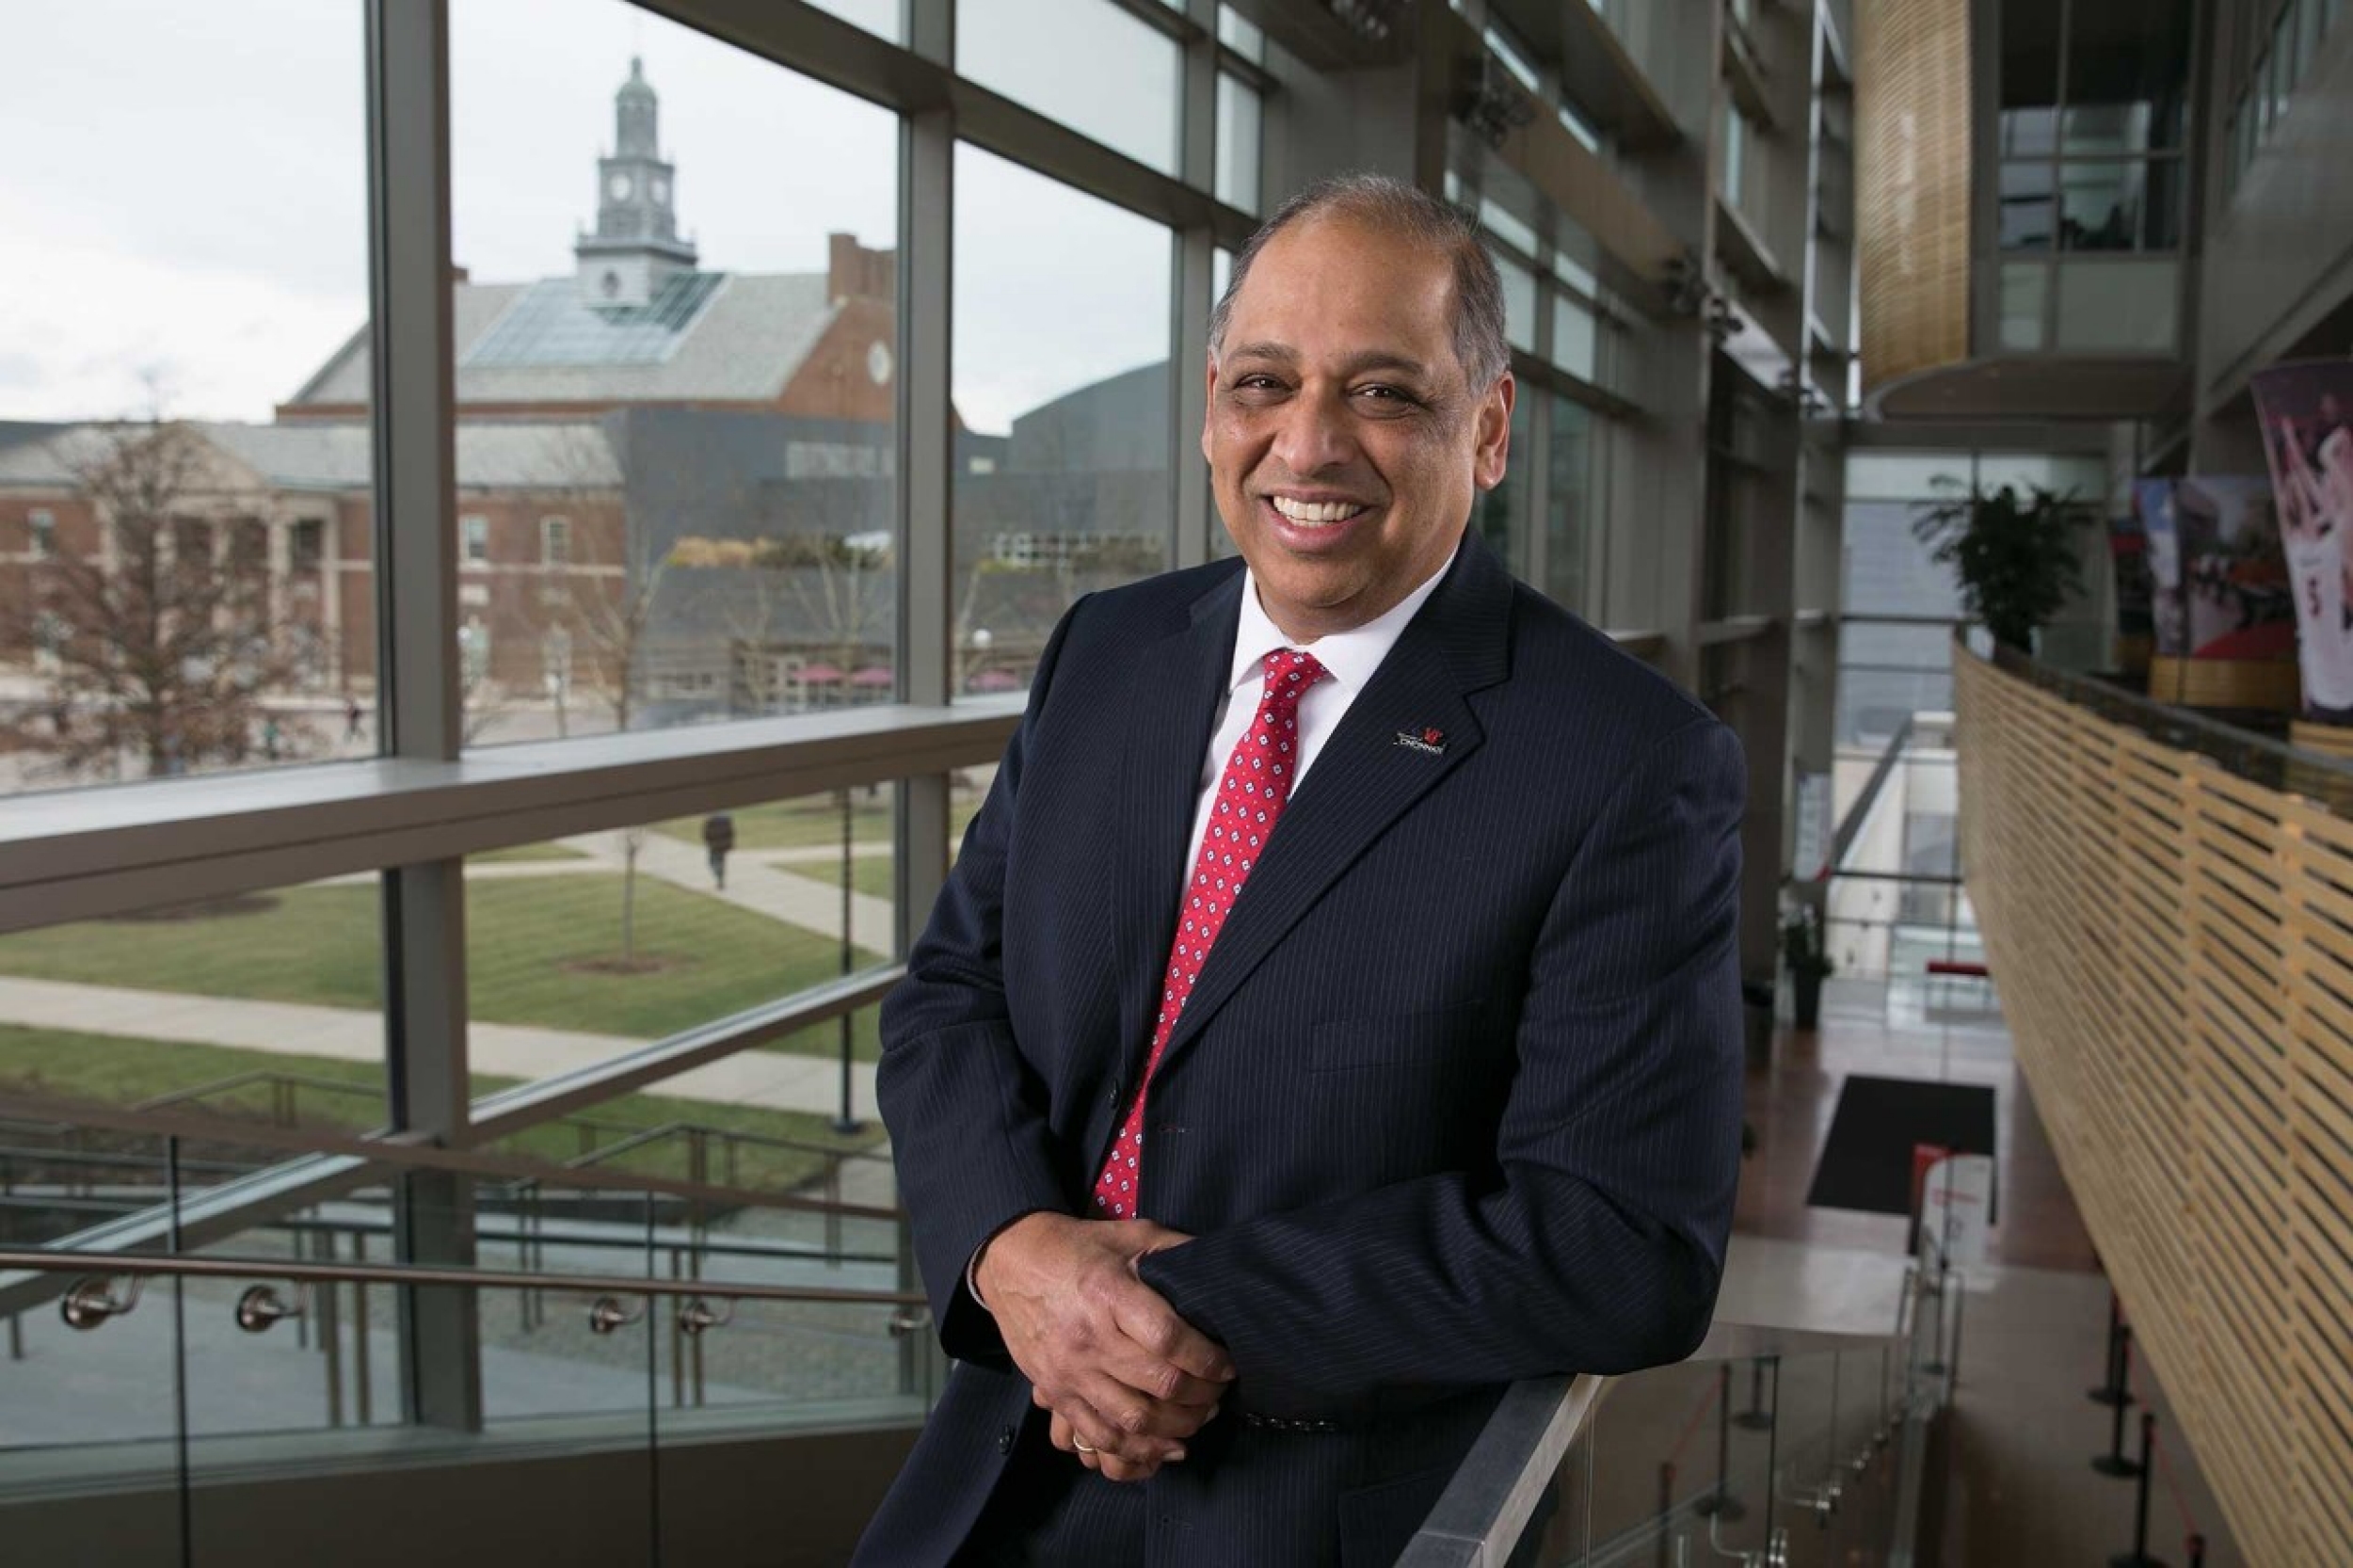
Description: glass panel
xmin=1997 ymin=262 xmax=2049 ymax=351
xmin=1552 ymin=296 xmax=1598 ymax=383
xmin=1842 ymin=454 xmax=1954 ymax=500
xmin=1483 ymin=24 xmax=1543 ymax=93
xmin=807 ymin=0 xmax=903 ymax=41
xmin=2054 ymin=258 xmax=2178 ymax=352
xmin=1546 ymin=395 xmax=1594 ymax=616
xmin=1476 ymin=397 xmax=1533 ymax=567
xmin=2061 ymin=0 xmax=2190 ymax=152
xmin=1479 ymin=196 xmax=1541 ymax=260
xmin=0 ymin=2 xmax=371 ymax=797
xmin=472 ymin=1180 xmax=663 ymax=1425
xmin=450 ymin=3 xmax=900 ymax=744
xmin=0 ymin=1128 xmax=189 ymax=1553
xmin=953 ymin=145 xmax=1173 ymax=669
xmin=1997 ymin=160 xmax=2055 ymax=250
xmin=1217 ymin=5 xmax=1266 ymax=63
xmin=1497 ymin=254 xmax=1538 ymax=355
xmin=1999 ymin=105 xmax=2057 ymax=157
xmin=1216 ymin=74 xmax=1260 ymax=214
xmin=1973 ymin=451 xmax=2105 ymax=495
xmin=0 ymin=876 xmax=387 ymax=1133
xmin=1838 ymin=622 xmax=1958 ymax=747
xmin=2059 ymin=159 xmax=2180 ymax=251
xmin=958 ymin=0 xmax=1181 ymax=174
xmin=460 ymin=785 xmax=906 ymax=1114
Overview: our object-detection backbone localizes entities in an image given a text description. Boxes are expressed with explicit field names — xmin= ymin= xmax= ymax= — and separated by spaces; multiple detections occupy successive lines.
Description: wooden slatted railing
xmin=1956 ymin=644 xmax=2353 ymax=1565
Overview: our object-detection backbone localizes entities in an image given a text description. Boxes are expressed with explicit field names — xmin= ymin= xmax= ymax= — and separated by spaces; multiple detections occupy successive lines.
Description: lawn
xmin=769 ymin=856 xmax=898 ymax=902
xmin=652 ymin=791 xmax=986 ymax=855
xmin=0 ymin=1029 xmax=885 ymax=1195
xmin=473 ymin=842 xmax=587 ymax=865
xmin=0 ymin=875 xmax=887 ymax=1054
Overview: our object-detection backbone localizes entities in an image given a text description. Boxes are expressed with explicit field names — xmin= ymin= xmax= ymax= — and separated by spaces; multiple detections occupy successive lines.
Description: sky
xmin=0 ymin=0 xmax=1187 ymax=436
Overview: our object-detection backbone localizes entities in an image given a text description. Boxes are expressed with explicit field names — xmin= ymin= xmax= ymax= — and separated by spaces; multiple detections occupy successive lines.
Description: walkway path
xmin=554 ymin=830 xmax=897 ymax=952
xmin=0 ymin=976 xmax=879 ymax=1124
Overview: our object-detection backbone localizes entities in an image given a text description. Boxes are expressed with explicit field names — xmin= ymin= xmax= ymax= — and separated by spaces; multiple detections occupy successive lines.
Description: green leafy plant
xmin=1910 ymin=480 xmax=2095 ymax=651
xmin=1782 ymin=906 xmax=1833 ymax=981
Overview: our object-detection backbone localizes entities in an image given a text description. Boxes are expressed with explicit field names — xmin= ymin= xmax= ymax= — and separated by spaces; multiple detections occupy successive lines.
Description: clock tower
xmin=574 ymin=56 xmax=697 ymax=307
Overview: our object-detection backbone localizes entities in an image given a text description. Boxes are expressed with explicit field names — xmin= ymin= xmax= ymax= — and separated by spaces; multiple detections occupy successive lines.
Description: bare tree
xmin=5 ymin=420 xmax=304 ymax=780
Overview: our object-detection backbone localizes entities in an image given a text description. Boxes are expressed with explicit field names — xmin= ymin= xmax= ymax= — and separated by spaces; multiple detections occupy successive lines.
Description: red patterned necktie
xmin=1092 ymin=648 xmax=1328 ymax=1219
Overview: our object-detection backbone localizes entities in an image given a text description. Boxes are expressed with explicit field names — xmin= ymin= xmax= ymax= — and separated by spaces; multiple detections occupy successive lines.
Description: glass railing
xmin=0 ymin=1096 xmax=931 ymax=1563
xmin=1404 ymin=1265 xmax=1961 ymax=1565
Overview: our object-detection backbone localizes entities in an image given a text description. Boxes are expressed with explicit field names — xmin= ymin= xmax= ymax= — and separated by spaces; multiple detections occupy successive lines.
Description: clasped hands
xmin=974 ymin=1211 xmax=1234 ymax=1482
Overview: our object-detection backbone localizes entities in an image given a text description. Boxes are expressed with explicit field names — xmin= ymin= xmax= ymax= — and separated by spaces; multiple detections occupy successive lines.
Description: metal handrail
xmin=0 ymin=1090 xmax=900 ymax=1224
xmin=0 ymin=1244 xmax=925 ymax=1309
xmin=1400 ymin=1317 xmax=1913 ymax=1567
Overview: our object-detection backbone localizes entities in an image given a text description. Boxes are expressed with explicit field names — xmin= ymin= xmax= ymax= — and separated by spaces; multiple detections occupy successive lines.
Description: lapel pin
xmin=1394 ymin=726 xmax=1447 ymax=757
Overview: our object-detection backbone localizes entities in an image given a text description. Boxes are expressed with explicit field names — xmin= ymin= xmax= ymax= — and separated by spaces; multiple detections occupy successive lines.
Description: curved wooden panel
xmin=1855 ymin=0 xmax=1972 ymax=391
xmin=1957 ymin=649 xmax=2353 ymax=1564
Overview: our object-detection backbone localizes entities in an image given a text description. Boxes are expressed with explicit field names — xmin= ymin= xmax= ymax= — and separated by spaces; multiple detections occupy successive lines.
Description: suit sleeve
xmin=875 ymin=601 xmax=1086 ymax=1367
xmin=1138 ymin=713 xmax=1747 ymax=1400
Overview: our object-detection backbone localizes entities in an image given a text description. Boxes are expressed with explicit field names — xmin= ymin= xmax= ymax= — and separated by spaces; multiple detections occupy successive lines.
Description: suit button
xmin=997 ymin=1425 xmax=1015 ymax=1455
xmin=1109 ymin=1080 xmax=1122 ymax=1108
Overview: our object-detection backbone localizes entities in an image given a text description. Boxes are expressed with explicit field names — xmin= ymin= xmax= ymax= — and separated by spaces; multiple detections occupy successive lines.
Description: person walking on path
xmin=702 ymin=811 xmax=736 ymax=889
xmin=344 ymin=696 xmax=363 ymax=744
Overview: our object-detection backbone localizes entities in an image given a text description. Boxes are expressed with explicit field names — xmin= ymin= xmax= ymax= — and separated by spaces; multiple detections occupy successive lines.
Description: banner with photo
xmin=2108 ymin=505 xmax=2154 ymax=671
xmin=2252 ymin=360 xmax=2353 ymax=725
xmin=2134 ymin=475 xmax=2293 ymax=663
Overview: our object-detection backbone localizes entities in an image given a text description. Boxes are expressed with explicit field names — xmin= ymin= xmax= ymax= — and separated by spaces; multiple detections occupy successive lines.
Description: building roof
xmin=285 ymin=272 xmax=841 ymax=410
xmin=0 ymin=420 xmax=619 ymax=492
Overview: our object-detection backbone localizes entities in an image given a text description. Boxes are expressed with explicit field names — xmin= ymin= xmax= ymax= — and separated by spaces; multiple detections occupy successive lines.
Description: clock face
xmin=867 ymin=341 xmax=893 ymax=386
xmin=651 ymin=177 xmax=670 ymax=203
xmin=609 ymin=172 xmax=632 ymax=200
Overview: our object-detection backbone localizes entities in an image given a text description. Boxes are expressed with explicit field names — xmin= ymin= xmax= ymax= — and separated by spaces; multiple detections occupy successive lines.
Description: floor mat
xmin=1806 ymin=1074 xmax=1997 ymax=1218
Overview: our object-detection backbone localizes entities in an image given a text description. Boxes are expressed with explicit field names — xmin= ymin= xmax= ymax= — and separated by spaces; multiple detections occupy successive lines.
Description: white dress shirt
xmin=1184 ymin=550 xmax=1457 ymax=871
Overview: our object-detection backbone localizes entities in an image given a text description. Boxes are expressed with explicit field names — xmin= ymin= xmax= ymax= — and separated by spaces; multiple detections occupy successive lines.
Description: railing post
xmin=1734 ymin=1355 xmax=1772 ymax=1430
xmin=354 ymin=1228 xmax=372 ymax=1427
xmin=1657 ymin=1461 xmax=1675 ymax=1568
xmin=2089 ymin=1288 xmax=2134 ymax=1408
xmin=2093 ymin=1329 xmax=2143 ymax=1478
xmin=2113 ymin=1413 xmax=2166 ymax=1567
xmin=1695 ymin=1361 xmax=1747 ymax=1520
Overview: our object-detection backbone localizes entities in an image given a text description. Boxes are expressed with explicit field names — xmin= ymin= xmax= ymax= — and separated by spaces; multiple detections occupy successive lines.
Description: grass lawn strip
xmin=0 ymin=1027 xmax=885 ymax=1194
xmin=0 ymin=876 xmax=886 ymax=1057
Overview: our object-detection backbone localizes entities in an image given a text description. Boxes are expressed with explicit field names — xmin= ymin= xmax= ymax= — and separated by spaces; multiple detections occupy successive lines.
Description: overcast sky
xmin=0 ymin=0 xmax=1183 ymax=436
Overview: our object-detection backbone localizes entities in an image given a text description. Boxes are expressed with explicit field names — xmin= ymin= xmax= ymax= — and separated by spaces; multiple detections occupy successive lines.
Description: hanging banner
xmin=2251 ymin=360 xmax=2353 ymax=726
xmin=2108 ymin=507 xmax=2154 ymax=673
xmin=2137 ymin=475 xmax=2297 ymax=708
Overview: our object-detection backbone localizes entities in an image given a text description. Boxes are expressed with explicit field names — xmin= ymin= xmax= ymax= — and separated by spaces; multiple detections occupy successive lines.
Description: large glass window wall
xmin=0 ymin=0 xmax=1272 ymax=1495
xmin=0 ymin=3 xmax=373 ymax=797
xmin=1994 ymin=0 xmax=2190 ymax=351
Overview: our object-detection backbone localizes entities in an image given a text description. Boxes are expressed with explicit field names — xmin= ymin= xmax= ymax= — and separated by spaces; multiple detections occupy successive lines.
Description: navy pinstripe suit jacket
xmin=859 ymin=534 xmax=1746 ymax=1565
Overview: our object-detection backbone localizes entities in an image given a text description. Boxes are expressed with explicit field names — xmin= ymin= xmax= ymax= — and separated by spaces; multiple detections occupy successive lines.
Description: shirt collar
xmin=1227 ymin=544 xmax=1460 ymax=696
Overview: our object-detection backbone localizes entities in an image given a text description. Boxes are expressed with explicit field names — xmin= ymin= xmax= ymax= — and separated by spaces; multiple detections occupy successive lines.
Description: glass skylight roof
xmin=464 ymin=272 xmax=725 ymax=367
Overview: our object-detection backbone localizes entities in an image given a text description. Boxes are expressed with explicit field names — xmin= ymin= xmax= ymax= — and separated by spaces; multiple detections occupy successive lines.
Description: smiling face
xmin=1204 ymin=216 xmax=1513 ymax=642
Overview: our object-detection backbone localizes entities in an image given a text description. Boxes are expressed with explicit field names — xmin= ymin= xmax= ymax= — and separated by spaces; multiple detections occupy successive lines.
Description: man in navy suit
xmin=859 ymin=173 xmax=1746 ymax=1565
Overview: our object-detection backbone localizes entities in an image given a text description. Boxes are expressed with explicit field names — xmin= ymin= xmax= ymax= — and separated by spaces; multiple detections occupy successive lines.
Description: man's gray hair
xmin=1207 ymin=172 xmax=1510 ymax=392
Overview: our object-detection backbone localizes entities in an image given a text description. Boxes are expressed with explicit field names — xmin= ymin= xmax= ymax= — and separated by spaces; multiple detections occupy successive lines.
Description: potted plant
xmin=1911 ymin=480 xmax=2094 ymax=652
xmin=1783 ymin=905 xmax=1833 ymax=1031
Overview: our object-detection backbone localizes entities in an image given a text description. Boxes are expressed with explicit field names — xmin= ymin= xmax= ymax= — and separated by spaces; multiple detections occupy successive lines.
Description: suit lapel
xmin=1155 ymin=535 xmax=1517 ymax=1070
xmin=1109 ymin=568 xmax=1245 ymax=1078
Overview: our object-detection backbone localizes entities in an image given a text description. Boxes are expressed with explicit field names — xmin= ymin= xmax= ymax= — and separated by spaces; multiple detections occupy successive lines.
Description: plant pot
xmin=1791 ymin=969 xmax=1824 ymax=1032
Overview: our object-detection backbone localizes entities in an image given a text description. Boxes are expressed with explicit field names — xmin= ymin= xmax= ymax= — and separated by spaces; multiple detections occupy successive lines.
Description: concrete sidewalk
xmin=556 ymin=830 xmax=897 ymax=952
xmin=0 ymin=975 xmax=879 ymax=1123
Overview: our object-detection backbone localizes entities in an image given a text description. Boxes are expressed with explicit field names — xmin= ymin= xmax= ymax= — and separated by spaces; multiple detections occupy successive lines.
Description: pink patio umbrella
xmin=850 ymin=665 xmax=895 ymax=689
xmin=797 ymin=664 xmax=845 ymax=683
xmin=966 ymin=668 xmax=1022 ymax=692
